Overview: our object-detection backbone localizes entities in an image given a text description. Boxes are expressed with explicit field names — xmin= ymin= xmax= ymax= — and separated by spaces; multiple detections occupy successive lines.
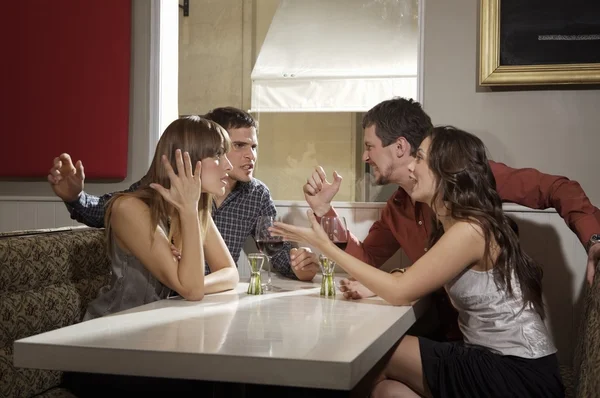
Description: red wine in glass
xmin=255 ymin=216 xmax=283 ymax=291
xmin=256 ymin=240 xmax=285 ymax=258
xmin=320 ymin=216 xmax=348 ymax=277
xmin=321 ymin=216 xmax=348 ymax=250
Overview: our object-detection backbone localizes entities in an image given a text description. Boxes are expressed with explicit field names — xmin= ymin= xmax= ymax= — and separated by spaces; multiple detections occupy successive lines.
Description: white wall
xmin=422 ymin=0 xmax=600 ymax=204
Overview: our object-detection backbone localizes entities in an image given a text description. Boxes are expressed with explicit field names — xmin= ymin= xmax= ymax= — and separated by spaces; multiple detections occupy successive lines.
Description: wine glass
xmin=255 ymin=216 xmax=284 ymax=291
xmin=320 ymin=216 xmax=348 ymax=252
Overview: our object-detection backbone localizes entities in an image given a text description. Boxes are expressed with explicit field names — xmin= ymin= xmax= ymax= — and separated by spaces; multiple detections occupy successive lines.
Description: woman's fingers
xmin=270 ymin=222 xmax=305 ymax=238
xmin=271 ymin=222 xmax=298 ymax=234
xmin=175 ymin=149 xmax=185 ymax=177
xmin=183 ymin=151 xmax=193 ymax=178
xmin=161 ymin=154 xmax=177 ymax=180
xmin=170 ymin=244 xmax=181 ymax=259
xmin=342 ymin=290 xmax=360 ymax=300
xmin=338 ymin=278 xmax=362 ymax=299
xmin=149 ymin=183 xmax=170 ymax=201
xmin=269 ymin=226 xmax=301 ymax=242
xmin=194 ymin=160 xmax=202 ymax=181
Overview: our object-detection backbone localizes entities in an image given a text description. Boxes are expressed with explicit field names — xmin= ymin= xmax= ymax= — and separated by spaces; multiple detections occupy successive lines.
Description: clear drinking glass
xmin=247 ymin=253 xmax=265 ymax=295
xmin=319 ymin=254 xmax=336 ymax=297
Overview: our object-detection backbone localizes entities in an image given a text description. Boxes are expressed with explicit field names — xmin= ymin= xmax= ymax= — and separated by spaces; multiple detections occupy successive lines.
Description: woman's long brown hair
xmin=104 ymin=116 xmax=230 ymax=249
xmin=426 ymin=126 xmax=545 ymax=318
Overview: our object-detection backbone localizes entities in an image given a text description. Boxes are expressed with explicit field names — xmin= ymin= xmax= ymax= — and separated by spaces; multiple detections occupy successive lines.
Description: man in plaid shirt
xmin=47 ymin=107 xmax=318 ymax=281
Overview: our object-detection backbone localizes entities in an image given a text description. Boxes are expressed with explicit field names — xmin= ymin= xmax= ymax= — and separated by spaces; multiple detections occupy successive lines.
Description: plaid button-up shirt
xmin=66 ymin=178 xmax=295 ymax=278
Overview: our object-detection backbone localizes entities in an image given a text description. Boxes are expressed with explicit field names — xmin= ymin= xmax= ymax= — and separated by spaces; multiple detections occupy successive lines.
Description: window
xmin=178 ymin=0 xmax=421 ymax=202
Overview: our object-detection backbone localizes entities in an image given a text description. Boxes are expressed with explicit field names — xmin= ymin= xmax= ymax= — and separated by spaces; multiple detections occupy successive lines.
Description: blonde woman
xmin=84 ymin=116 xmax=239 ymax=320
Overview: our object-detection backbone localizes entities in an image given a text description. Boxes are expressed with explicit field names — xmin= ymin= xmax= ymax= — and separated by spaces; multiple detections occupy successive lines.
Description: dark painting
xmin=500 ymin=0 xmax=600 ymax=66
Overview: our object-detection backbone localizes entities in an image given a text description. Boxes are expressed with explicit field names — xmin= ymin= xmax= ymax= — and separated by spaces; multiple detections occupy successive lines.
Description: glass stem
xmin=267 ymin=256 xmax=272 ymax=285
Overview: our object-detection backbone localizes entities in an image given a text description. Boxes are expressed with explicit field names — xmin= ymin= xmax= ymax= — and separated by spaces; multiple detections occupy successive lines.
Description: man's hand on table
xmin=290 ymin=247 xmax=318 ymax=281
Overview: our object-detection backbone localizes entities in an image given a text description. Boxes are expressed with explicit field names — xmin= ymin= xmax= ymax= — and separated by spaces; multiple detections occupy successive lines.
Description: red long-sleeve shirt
xmin=325 ymin=161 xmax=600 ymax=267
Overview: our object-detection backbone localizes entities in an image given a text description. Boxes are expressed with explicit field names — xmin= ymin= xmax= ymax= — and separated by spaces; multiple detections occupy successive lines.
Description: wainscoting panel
xmin=0 ymin=197 xmax=84 ymax=233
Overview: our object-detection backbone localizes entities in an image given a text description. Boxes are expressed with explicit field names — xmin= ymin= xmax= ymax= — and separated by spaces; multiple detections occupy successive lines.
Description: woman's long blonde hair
xmin=105 ymin=116 xmax=231 ymax=248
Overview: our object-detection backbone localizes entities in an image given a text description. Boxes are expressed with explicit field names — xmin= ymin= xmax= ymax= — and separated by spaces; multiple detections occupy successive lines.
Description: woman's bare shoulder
xmin=110 ymin=195 xmax=150 ymax=220
xmin=448 ymin=220 xmax=485 ymax=239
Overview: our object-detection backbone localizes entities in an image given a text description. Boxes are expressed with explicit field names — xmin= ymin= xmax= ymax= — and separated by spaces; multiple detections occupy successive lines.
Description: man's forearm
xmin=270 ymin=241 xmax=297 ymax=279
xmin=65 ymin=180 xmax=143 ymax=229
xmin=491 ymin=161 xmax=600 ymax=246
xmin=65 ymin=192 xmax=110 ymax=228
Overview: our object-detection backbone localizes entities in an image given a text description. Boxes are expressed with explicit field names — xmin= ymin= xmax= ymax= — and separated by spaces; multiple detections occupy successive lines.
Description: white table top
xmin=14 ymin=274 xmax=429 ymax=390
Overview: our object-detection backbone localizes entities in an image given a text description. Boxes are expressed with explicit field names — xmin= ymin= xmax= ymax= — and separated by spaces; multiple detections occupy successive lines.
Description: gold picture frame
xmin=479 ymin=0 xmax=600 ymax=86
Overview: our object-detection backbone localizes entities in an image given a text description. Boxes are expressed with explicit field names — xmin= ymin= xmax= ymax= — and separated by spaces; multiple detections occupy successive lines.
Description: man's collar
xmin=393 ymin=186 xmax=410 ymax=203
xmin=232 ymin=179 xmax=253 ymax=193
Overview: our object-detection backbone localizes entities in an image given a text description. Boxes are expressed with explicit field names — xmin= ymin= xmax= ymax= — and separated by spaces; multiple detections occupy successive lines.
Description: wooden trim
xmin=479 ymin=0 xmax=600 ymax=86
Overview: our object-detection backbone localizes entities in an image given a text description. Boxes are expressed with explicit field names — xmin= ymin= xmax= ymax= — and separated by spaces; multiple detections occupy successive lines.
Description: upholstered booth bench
xmin=1 ymin=228 xmax=111 ymax=398
xmin=561 ymin=260 xmax=600 ymax=397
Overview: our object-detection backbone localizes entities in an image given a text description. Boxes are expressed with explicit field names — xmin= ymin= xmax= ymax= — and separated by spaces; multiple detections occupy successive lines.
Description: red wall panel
xmin=0 ymin=0 xmax=131 ymax=179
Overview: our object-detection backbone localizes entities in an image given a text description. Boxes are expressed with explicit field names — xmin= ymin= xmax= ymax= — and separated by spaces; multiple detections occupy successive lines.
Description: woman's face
xmin=200 ymin=149 xmax=233 ymax=196
xmin=407 ymin=137 xmax=437 ymax=205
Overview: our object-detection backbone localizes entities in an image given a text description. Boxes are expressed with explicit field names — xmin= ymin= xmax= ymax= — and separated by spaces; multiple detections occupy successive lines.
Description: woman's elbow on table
xmin=390 ymin=297 xmax=413 ymax=307
xmin=225 ymin=267 xmax=240 ymax=289
xmin=210 ymin=266 xmax=240 ymax=292
xmin=385 ymin=292 xmax=415 ymax=307
xmin=179 ymin=287 xmax=205 ymax=302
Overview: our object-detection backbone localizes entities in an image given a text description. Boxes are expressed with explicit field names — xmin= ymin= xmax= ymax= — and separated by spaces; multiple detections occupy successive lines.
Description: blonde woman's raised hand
xmin=150 ymin=149 xmax=202 ymax=214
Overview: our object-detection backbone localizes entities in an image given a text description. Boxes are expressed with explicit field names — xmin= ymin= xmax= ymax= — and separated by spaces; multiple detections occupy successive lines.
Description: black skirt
xmin=419 ymin=337 xmax=565 ymax=398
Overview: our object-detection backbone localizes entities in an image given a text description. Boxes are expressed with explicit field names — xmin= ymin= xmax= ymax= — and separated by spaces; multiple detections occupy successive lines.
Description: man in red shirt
xmin=302 ymin=98 xmax=600 ymax=338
